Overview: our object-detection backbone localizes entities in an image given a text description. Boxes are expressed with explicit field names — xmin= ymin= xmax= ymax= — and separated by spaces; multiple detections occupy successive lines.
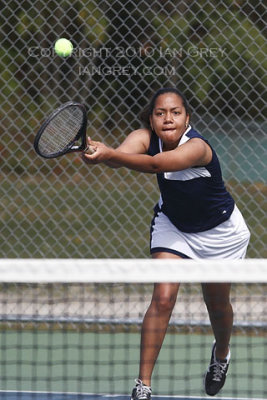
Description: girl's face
xmin=150 ymin=93 xmax=190 ymax=150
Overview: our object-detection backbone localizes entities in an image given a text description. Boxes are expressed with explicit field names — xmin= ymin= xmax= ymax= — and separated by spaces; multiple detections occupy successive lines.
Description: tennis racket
xmin=34 ymin=101 xmax=92 ymax=158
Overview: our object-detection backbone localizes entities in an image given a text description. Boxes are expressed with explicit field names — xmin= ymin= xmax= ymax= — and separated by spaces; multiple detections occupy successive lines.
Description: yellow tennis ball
xmin=54 ymin=38 xmax=73 ymax=57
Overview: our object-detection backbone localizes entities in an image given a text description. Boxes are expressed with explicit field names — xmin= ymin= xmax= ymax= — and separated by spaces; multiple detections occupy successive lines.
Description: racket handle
xmin=84 ymin=145 xmax=95 ymax=154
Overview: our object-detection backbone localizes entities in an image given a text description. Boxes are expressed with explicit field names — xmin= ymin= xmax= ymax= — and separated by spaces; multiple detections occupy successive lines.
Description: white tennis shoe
xmin=131 ymin=379 xmax=152 ymax=400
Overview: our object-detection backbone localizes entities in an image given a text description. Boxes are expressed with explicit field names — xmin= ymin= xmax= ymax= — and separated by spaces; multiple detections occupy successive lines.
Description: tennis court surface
xmin=1 ymin=393 xmax=264 ymax=400
xmin=0 ymin=259 xmax=266 ymax=400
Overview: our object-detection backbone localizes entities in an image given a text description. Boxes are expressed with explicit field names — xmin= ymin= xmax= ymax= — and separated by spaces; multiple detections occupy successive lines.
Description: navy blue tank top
xmin=148 ymin=127 xmax=235 ymax=233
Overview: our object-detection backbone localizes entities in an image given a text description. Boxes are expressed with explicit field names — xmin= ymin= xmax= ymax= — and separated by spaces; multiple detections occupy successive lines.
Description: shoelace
xmin=135 ymin=379 xmax=151 ymax=398
xmin=211 ymin=360 xmax=228 ymax=381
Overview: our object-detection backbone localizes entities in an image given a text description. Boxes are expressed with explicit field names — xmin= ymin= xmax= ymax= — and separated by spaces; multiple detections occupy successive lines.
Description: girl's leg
xmin=138 ymin=281 xmax=179 ymax=386
xmin=138 ymin=252 xmax=181 ymax=386
xmin=202 ymin=283 xmax=233 ymax=359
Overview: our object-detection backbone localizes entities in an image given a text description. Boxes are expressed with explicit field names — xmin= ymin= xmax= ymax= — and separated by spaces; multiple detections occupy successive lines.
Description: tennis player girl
xmin=81 ymin=88 xmax=250 ymax=399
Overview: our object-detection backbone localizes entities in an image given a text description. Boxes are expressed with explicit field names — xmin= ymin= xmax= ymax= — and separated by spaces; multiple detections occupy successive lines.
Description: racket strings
xmin=38 ymin=107 xmax=84 ymax=155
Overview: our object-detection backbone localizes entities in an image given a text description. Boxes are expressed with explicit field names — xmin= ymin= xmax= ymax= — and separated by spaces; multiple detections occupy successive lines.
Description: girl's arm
xmin=89 ymin=129 xmax=151 ymax=168
xmin=83 ymin=137 xmax=212 ymax=173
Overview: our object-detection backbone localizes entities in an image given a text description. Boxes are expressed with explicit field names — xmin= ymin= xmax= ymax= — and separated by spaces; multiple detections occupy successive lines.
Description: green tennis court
xmin=1 ymin=394 xmax=264 ymax=400
xmin=0 ymin=330 xmax=265 ymax=399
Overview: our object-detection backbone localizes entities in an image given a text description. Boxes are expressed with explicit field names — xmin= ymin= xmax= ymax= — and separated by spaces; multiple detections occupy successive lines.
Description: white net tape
xmin=0 ymin=258 xmax=266 ymax=283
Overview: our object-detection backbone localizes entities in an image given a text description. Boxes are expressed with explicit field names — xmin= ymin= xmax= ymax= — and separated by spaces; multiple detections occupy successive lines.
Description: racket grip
xmin=84 ymin=145 xmax=95 ymax=154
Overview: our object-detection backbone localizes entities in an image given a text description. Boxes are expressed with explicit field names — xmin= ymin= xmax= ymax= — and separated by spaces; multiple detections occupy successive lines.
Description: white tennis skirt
xmin=150 ymin=205 xmax=250 ymax=259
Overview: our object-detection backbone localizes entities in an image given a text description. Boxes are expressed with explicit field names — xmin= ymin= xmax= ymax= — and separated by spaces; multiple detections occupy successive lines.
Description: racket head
xmin=34 ymin=101 xmax=87 ymax=158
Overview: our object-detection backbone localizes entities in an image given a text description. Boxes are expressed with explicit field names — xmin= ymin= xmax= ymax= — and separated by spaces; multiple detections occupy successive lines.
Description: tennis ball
xmin=54 ymin=38 xmax=73 ymax=57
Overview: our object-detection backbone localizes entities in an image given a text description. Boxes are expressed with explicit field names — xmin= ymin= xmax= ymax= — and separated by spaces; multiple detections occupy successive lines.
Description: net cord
xmin=0 ymin=259 xmax=266 ymax=283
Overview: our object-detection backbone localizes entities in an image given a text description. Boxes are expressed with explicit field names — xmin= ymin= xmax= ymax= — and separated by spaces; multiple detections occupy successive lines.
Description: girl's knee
xmin=152 ymin=295 xmax=176 ymax=314
xmin=205 ymin=302 xmax=233 ymax=320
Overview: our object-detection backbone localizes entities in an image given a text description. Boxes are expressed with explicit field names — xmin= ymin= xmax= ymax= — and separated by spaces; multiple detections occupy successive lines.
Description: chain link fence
xmin=1 ymin=0 xmax=266 ymax=259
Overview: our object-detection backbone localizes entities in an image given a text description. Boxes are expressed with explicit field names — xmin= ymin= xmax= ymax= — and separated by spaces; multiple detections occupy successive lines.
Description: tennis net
xmin=0 ymin=258 xmax=266 ymax=400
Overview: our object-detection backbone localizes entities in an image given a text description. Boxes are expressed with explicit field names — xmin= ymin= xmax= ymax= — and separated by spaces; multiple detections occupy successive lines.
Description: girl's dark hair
xmin=140 ymin=87 xmax=191 ymax=128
